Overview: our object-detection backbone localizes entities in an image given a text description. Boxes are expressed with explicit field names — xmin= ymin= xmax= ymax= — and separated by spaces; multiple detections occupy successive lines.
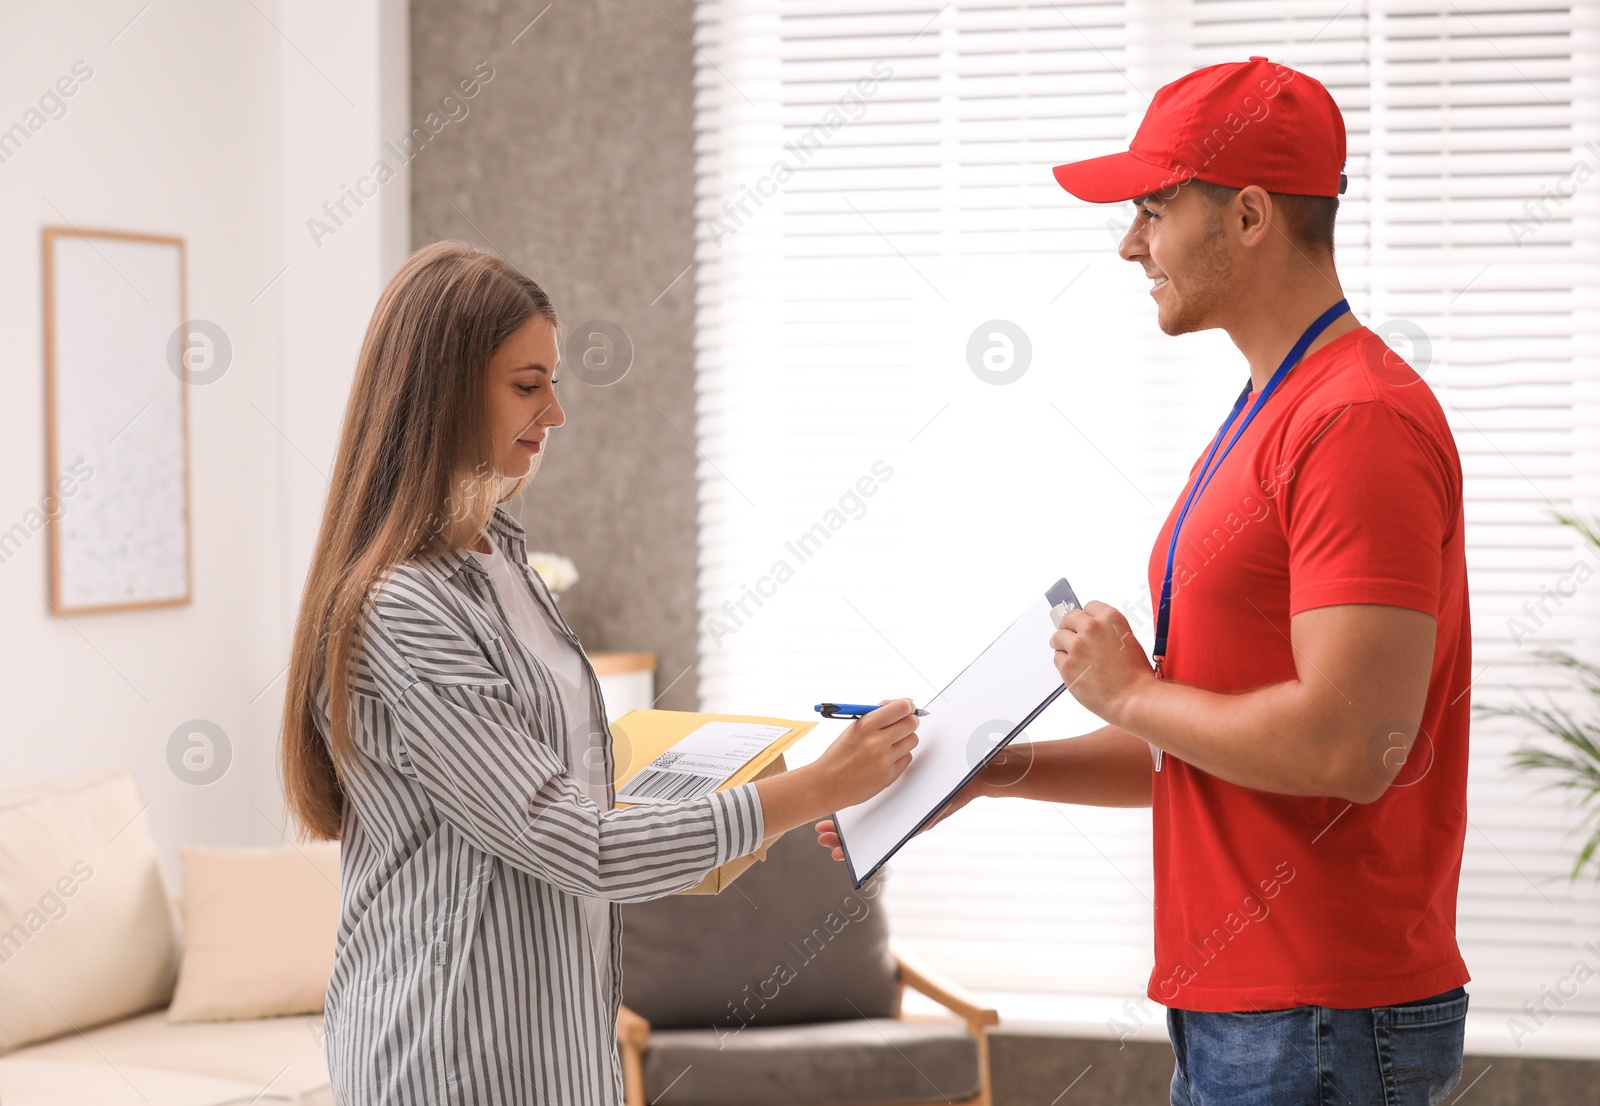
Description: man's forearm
xmin=1051 ymin=603 xmax=1437 ymax=804
xmin=983 ymin=725 xmax=1153 ymax=807
xmin=1112 ymin=676 xmax=1371 ymax=800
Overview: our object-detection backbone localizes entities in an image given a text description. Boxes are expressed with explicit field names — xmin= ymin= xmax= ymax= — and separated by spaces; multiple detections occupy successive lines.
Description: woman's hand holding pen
xmin=813 ymin=698 xmax=922 ymax=807
xmin=808 ymin=698 xmax=921 ymax=860
xmin=755 ymin=698 xmax=920 ymax=841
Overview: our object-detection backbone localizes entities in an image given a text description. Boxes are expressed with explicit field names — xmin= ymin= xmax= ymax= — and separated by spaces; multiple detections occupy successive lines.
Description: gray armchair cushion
xmin=642 ymin=1019 xmax=981 ymax=1106
xmin=620 ymin=829 xmax=899 ymax=1030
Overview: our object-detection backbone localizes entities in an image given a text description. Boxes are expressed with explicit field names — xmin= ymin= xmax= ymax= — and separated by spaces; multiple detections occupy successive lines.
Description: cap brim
xmin=1052 ymin=150 xmax=1192 ymax=204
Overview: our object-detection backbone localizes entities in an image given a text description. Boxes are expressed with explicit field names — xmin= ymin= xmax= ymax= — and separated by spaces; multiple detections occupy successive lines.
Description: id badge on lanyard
xmin=1147 ymin=299 xmax=1349 ymax=772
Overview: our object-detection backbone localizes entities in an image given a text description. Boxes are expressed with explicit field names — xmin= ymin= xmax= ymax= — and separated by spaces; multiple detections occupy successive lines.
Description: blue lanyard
xmin=1152 ymin=299 xmax=1350 ymax=674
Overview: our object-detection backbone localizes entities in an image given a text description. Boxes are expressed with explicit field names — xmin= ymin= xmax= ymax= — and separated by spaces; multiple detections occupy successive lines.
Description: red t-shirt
xmin=1145 ymin=325 xmax=1471 ymax=1012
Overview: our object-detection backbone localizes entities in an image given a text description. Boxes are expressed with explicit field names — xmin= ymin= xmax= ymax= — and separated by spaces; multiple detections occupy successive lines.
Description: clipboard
xmin=832 ymin=578 xmax=1080 ymax=889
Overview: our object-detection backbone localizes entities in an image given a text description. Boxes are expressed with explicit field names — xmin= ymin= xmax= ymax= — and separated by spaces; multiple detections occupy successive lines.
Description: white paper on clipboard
xmin=832 ymin=578 xmax=1080 ymax=888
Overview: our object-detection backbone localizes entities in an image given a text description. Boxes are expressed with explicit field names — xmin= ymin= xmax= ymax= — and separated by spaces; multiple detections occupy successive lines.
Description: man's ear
xmin=1234 ymin=185 xmax=1274 ymax=247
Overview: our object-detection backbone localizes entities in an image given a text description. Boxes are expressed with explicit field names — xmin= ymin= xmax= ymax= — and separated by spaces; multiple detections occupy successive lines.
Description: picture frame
xmin=42 ymin=227 xmax=193 ymax=614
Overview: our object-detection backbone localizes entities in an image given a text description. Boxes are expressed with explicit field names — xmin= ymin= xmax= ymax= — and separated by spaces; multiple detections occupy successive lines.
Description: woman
xmin=279 ymin=241 xmax=919 ymax=1105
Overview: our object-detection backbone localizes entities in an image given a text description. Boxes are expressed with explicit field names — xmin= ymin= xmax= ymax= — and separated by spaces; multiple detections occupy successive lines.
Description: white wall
xmin=0 ymin=0 xmax=408 ymax=884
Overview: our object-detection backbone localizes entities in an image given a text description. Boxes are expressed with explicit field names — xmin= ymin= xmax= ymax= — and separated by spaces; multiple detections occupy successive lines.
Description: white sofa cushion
xmin=167 ymin=843 xmax=340 ymax=1022
xmin=0 ymin=772 xmax=179 ymax=1053
xmin=0 ymin=1058 xmax=272 ymax=1106
xmin=8 ymin=1009 xmax=332 ymax=1104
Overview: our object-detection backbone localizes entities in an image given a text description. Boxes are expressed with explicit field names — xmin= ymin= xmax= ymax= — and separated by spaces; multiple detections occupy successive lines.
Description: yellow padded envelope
xmin=610 ymin=710 xmax=815 ymax=894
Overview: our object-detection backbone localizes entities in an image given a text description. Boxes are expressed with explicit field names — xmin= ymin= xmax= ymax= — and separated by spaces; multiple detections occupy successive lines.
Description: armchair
xmin=616 ymin=830 xmax=997 ymax=1106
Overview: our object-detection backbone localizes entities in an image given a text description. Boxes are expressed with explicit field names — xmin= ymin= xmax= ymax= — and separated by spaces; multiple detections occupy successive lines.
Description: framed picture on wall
xmin=42 ymin=227 xmax=193 ymax=614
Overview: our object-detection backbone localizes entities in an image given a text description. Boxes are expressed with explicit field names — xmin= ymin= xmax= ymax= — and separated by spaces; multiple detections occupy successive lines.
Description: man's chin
xmin=1156 ymin=302 xmax=1208 ymax=337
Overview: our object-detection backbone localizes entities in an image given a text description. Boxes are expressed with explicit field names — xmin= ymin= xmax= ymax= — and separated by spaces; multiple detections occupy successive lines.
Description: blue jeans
xmin=1168 ymin=987 xmax=1468 ymax=1105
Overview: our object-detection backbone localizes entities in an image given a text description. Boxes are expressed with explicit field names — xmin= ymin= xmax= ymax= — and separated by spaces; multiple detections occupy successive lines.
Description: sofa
xmin=0 ymin=661 xmax=658 ymax=1104
xmin=0 ymin=772 xmax=335 ymax=1106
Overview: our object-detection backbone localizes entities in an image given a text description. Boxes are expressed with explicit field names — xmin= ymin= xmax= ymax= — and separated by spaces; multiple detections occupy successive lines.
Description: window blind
xmin=691 ymin=0 xmax=1600 ymax=1053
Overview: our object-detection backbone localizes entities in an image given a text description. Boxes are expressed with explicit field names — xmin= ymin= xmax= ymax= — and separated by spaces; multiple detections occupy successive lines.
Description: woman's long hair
xmin=280 ymin=241 xmax=559 ymax=840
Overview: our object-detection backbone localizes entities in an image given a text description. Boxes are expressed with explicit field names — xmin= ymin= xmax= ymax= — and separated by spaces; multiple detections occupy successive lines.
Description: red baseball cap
xmin=1052 ymin=57 xmax=1347 ymax=203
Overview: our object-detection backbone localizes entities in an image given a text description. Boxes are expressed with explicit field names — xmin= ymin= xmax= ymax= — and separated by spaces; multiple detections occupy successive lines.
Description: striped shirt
xmin=316 ymin=505 xmax=766 ymax=1105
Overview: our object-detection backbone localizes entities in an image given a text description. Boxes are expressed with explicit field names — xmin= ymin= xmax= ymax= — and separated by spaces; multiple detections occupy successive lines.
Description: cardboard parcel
xmin=610 ymin=709 xmax=814 ymax=894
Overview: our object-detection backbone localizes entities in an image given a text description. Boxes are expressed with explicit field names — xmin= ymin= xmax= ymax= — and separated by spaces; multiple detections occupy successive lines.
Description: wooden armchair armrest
xmin=617 ymin=1005 xmax=651 ymax=1106
xmin=617 ymin=1003 xmax=651 ymax=1049
xmin=893 ymin=941 xmax=999 ymax=1033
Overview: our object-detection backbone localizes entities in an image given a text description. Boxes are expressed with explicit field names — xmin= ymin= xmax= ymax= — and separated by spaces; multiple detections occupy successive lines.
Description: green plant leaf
xmin=1481 ymin=511 xmax=1600 ymax=880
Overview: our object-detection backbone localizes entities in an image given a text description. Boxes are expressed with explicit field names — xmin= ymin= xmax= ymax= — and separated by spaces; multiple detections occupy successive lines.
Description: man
xmin=819 ymin=57 xmax=1472 ymax=1105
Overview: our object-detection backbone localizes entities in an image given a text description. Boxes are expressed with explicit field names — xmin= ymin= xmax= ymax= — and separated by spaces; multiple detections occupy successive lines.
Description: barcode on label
xmin=617 ymin=768 xmax=722 ymax=803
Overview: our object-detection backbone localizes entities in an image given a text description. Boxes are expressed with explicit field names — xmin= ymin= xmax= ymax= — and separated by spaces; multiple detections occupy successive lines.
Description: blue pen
xmin=814 ymin=702 xmax=929 ymax=719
